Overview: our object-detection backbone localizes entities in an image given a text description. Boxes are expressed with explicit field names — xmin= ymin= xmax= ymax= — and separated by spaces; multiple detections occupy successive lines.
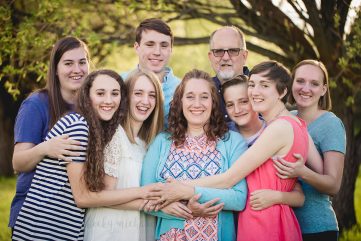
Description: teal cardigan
xmin=141 ymin=131 xmax=248 ymax=241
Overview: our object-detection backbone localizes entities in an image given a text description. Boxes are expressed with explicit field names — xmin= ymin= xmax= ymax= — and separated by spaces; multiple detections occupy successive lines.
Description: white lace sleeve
xmin=103 ymin=125 xmax=124 ymax=178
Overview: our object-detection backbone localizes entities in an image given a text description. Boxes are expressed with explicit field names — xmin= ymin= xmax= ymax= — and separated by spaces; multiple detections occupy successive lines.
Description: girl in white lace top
xmin=84 ymin=69 xmax=164 ymax=241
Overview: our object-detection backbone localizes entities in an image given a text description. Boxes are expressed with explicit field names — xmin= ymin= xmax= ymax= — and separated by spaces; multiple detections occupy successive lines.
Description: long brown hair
xmin=168 ymin=69 xmax=228 ymax=147
xmin=122 ymin=69 xmax=164 ymax=145
xmin=289 ymin=59 xmax=332 ymax=110
xmin=45 ymin=36 xmax=90 ymax=128
xmin=77 ymin=69 xmax=127 ymax=192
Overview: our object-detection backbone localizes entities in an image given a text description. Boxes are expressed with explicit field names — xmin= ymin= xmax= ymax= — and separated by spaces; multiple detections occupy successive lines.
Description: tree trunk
xmin=0 ymin=83 xmax=19 ymax=176
xmin=332 ymin=107 xmax=360 ymax=230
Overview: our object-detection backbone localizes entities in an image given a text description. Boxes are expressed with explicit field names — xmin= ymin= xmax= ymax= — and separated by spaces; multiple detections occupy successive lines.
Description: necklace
xmin=267 ymin=106 xmax=286 ymax=124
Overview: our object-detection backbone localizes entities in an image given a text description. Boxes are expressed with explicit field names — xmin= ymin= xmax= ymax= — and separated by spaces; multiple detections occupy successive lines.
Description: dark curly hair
xmin=167 ymin=69 xmax=228 ymax=147
xmin=77 ymin=69 xmax=127 ymax=192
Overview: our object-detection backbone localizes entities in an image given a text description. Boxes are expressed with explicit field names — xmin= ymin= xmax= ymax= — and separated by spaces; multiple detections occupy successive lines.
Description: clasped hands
xmin=141 ymin=179 xmax=224 ymax=219
xmin=140 ymin=153 xmax=306 ymax=216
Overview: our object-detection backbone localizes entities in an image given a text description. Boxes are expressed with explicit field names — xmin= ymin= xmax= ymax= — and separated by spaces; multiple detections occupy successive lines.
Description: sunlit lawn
xmin=0 ymin=170 xmax=360 ymax=241
xmin=0 ymin=177 xmax=15 ymax=241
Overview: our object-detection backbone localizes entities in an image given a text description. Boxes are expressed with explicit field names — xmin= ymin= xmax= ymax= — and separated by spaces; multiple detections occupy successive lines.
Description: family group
xmin=9 ymin=18 xmax=346 ymax=241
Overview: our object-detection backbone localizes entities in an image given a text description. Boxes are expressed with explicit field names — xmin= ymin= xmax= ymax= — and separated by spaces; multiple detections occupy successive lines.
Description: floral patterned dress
xmin=159 ymin=134 xmax=221 ymax=241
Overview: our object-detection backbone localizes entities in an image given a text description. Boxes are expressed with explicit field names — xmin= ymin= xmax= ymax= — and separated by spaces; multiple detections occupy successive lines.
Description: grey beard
xmin=217 ymin=70 xmax=235 ymax=84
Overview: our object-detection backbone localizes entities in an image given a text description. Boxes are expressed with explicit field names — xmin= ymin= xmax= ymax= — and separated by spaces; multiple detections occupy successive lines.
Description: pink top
xmin=237 ymin=116 xmax=308 ymax=241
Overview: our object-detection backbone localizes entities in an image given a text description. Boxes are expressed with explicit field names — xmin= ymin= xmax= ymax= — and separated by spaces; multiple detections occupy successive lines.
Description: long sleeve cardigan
xmin=141 ymin=131 xmax=248 ymax=241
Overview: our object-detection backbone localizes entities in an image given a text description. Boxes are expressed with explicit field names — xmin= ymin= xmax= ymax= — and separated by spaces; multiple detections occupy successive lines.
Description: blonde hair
xmin=289 ymin=59 xmax=332 ymax=110
xmin=122 ymin=69 xmax=164 ymax=145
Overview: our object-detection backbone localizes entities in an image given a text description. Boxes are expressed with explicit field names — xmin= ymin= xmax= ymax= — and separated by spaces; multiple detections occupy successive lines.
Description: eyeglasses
xmin=211 ymin=48 xmax=243 ymax=57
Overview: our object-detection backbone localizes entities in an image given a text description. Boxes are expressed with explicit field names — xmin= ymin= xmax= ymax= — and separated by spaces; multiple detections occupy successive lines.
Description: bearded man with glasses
xmin=208 ymin=26 xmax=249 ymax=129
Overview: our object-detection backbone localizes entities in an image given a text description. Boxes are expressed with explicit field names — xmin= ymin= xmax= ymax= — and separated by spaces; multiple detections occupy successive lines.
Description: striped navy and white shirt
xmin=12 ymin=113 xmax=89 ymax=241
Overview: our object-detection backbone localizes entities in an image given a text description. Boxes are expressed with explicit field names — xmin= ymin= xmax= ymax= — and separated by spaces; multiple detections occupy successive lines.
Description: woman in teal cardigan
xmin=141 ymin=69 xmax=248 ymax=241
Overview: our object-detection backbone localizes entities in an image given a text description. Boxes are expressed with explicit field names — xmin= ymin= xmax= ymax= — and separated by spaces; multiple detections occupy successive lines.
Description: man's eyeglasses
xmin=211 ymin=48 xmax=243 ymax=57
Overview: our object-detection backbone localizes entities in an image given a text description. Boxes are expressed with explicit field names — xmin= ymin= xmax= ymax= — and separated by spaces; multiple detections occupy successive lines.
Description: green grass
xmin=1 ymin=172 xmax=360 ymax=241
xmin=340 ymin=168 xmax=361 ymax=241
xmin=0 ymin=176 xmax=16 ymax=241
xmin=356 ymin=169 xmax=361 ymax=224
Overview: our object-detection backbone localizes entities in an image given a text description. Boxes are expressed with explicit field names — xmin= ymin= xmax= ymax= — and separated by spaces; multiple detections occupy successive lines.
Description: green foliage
xmin=0 ymin=0 xmax=141 ymax=100
xmin=340 ymin=225 xmax=361 ymax=241
xmin=0 ymin=1 xmax=67 ymax=99
xmin=337 ymin=10 xmax=361 ymax=127
xmin=334 ymin=13 xmax=341 ymax=29
xmin=4 ymin=81 xmax=20 ymax=98
xmin=338 ymin=10 xmax=361 ymax=94
xmin=345 ymin=15 xmax=361 ymax=64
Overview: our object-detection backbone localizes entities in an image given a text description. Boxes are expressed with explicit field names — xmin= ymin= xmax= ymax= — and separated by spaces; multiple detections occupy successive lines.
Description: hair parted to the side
xmin=167 ymin=69 xmax=228 ymax=147
xmin=135 ymin=18 xmax=174 ymax=45
xmin=77 ymin=69 xmax=127 ymax=192
xmin=44 ymin=36 xmax=91 ymax=128
xmin=249 ymin=60 xmax=291 ymax=103
xmin=289 ymin=59 xmax=332 ymax=110
xmin=221 ymin=74 xmax=249 ymax=96
xmin=122 ymin=68 xmax=164 ymax=145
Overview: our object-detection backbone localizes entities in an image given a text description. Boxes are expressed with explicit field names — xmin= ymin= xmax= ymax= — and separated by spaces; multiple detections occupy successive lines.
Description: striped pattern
xmin=12 ymin=113 xmax=89 ymax=241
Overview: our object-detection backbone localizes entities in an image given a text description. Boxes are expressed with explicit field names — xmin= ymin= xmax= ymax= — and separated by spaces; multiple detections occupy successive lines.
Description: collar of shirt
xmin=135 ymin=65 xmax=172 ymax=83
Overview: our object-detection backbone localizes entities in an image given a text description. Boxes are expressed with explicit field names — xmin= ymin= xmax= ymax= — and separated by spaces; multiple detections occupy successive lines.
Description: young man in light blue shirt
xmin=122 ymin=18 xmax=180 ymax=127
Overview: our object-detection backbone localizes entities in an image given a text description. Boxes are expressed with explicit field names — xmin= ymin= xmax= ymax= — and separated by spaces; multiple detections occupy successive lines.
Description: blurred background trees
xmin=1 ymin=0 xmax=360 ymax=231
